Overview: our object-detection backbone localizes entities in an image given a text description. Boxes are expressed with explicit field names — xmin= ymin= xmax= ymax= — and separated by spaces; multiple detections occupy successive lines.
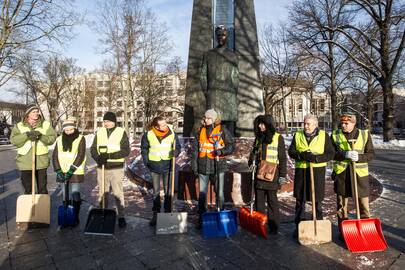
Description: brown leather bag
xmin=256 ymin=160 xmax=277 ymax=182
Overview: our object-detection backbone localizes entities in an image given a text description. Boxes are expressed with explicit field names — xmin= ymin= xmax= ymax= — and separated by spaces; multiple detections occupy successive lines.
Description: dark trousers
xmin=20 ymin=169 xmax=48 ymax=194
xmin=151 ymin=172 xmax=170 ymax=212
xmin=255 ymin=189 xmax=280 ymax=233
xmin=294 ymin=199 xmax=323 ymax=227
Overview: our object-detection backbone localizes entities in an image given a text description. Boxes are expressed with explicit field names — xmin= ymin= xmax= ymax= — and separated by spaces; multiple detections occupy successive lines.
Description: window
xmin=117 ymin=122 xmax=122 ymax=127
xmin=178 ymin=122 xmax=183 ymax=127
xmin=298 ymin=103 xmax=303 ymax=112
xmin=97 ymin=122 xmax=102 ymax=127
xmin=136 ymin=121 xmax=143 ymax=127
xmin=97 ymin=111 xmax=102 ymax=117
xmin=97 ymin=81 xmax=103 ymax=87
xmin=319 ymin=100 xmax=325 ymax=111
xmin=97 ymin=101 xmax=102 ymax=107
xmin=117 ymin=101 xmax=122 ymax=107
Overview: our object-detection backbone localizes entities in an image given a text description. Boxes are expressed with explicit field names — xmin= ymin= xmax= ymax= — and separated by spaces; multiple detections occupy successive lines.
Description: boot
xmin=72 ymin=200 xmax=81 ymax=226
xmin=149 ymin=212 xmax=158 ymax=226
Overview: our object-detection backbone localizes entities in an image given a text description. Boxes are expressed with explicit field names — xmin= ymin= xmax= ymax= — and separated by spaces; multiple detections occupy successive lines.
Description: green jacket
xmin=10 ymin=118 xmax=57 ymax=171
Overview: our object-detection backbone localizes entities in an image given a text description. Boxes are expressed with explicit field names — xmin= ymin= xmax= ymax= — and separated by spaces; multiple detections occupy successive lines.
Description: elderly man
xmin=288 ymin=114 xmax=335 ymax=237
xmin=331 ymin=112 xmax=375 ymax=231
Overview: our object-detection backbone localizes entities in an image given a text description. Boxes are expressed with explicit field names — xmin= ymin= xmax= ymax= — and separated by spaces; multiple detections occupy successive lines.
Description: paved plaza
xmin=0 ymin=146 xmax=404 ymax=270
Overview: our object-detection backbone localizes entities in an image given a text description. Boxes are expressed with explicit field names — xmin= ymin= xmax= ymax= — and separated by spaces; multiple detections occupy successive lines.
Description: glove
xmin=97 ymin=153 xmax=109 ymax=165
xmin=56 ymin=170 xmax=65 ymax=183
xmin=65 ymin=166 xmax=76 ymax=180
xmin=32 ymin=130 xmax=42 ymax=140
xmin=25 ymin=131 xmax=38 ymax=141
xmin=278 ymin=177 xmax=288 ymax=185
xmin=345 ymin=151 xmax=359 ymax=162
xmin=300 ymin=151 xmax=317 ymax=163
xmin=214 ymin=149 xmax=222 ymax=156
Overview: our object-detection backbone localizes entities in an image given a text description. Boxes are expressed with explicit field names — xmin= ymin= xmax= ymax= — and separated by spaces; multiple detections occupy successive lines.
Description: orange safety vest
xmin=198 ymin=125 xmax=225 ymax=159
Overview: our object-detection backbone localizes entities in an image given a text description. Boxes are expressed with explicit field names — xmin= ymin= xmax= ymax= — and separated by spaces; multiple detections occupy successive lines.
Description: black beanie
xmin=103 ymin=111 xmax=117 ymax=123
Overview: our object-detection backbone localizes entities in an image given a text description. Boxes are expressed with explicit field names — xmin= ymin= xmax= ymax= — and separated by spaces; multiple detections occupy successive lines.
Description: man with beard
xmin=52 ymin=118 xmax=86 ymax=226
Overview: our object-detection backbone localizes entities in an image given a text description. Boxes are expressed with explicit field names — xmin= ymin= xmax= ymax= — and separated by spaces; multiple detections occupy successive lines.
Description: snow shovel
xmin=58 ymin=178 xmax=76 ymax=227
xmin=298 ymin=162 xmax=331 ymax=245
xmin=16 ymin=140 xmax=50 ymax=224
xmin=239 ymin=158 xmax=267 ymax=238
xmin=156 ymin=141 xmax=188 ymax=234
xmin=202 ymin=140 xmax=237 ymax=238
xmin=341 ymin=140 xmax=387 ymax=252
xmin=84 ymin=161 xmax=116 ymax=236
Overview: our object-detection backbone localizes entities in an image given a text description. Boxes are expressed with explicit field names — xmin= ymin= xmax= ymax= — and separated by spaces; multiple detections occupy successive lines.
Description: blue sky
xmin=1 ymin=0 xmax=292 ymax=101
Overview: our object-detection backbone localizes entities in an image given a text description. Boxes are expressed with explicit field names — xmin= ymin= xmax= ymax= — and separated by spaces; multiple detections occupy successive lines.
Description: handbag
xmin=256 ymin=160 xmax=277 ymax=182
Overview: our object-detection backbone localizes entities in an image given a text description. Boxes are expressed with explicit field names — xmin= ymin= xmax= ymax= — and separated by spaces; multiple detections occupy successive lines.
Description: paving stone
xmin=54 ymin=255 xmax=98 ymax=270
xmin=10 ymin=252 xmax=53 ymax=270
xmin=9 ymin=240 xmax=47 ymax=258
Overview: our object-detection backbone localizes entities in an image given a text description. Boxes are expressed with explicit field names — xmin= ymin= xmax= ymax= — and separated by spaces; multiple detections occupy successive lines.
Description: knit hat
xmin=62 ymin=119 xmax=76 ymax=130
xmin=25 ymin=104 xmax=40 ymax=116
xmin=204 ymin=109 xmax=218 ymax=121
xmin=103 ymin=111 xmax=117 ymax=123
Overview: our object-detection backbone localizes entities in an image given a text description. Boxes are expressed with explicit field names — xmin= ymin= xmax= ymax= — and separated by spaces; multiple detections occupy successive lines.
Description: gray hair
xmin=304 ymin=114 xmax=318 ymax=126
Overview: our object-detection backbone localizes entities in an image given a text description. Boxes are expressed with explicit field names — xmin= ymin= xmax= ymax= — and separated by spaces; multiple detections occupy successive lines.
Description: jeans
xmin=198 ymin=172 xmax=224 ymax=215
xmin=151 ymin=171 xmax=171 ymax=212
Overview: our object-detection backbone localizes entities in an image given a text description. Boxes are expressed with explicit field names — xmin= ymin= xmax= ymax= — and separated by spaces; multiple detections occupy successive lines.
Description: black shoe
xmin=118 ymin=218 xmax=127 ymax=228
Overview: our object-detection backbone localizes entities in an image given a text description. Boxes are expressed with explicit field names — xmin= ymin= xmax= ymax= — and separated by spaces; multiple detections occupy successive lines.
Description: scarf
xmin=62 ymin=129 xmax=79 ymax=152
xmin=152 ymin=126 xmax=169 ymax=140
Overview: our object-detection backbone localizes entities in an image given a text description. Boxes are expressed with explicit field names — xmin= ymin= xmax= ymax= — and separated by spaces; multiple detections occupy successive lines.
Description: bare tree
xmin=0 ymin=0 xmax=78 ymax=87
xmin=289 ymin=0 xmax=352 ymax=129
xmin=319 ymin=0 xmax=404 ymax=140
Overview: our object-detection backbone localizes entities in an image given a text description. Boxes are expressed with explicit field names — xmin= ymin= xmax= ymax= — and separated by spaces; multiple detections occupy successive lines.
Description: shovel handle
xmin=349 ymin=140 xmax=361 ymax=220
xmin=101 ymin=164 xmax=105 ymax=209
xmin=170 ymin=140 xmax=176 ymax=212
xmin=31 ymin=140 xmax=36 ymax=215
xmin=309 ymin=162 xmax=317 ymax=236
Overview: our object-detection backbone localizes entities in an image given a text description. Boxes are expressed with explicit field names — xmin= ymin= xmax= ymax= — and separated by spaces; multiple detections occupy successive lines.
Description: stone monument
xmin=183 ymin=0 xmax=264 ymax=137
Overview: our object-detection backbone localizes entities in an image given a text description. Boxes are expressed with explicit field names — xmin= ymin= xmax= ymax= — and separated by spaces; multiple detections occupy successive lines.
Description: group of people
xmin=10 ymin=105 xmax=130 ymax=228
xmin=9 ymin=104 xmax=374 ymax=238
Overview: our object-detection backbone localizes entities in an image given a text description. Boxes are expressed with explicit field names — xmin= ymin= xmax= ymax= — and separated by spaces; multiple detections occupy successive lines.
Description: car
xmin=393 ymin=128 xmax=401 ymax=135
xmin=371 ymin=127 xmax=383 ymax=134
xmin=0 ymin=135 xmax=10 ymax=145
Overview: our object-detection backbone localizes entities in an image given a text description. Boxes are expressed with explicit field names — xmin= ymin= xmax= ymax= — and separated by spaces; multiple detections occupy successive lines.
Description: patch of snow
xmin=371 ymin=135 xmax=405 ymax=150
xmin=358 ymin=255 xmax=374 ymax=266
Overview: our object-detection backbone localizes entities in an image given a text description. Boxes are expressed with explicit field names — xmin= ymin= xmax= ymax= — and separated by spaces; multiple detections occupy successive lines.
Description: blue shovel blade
xmin=58 ymin=205 xmax=76 ymax=227
xmin=202 ymin=210 xmax=238 ymax=238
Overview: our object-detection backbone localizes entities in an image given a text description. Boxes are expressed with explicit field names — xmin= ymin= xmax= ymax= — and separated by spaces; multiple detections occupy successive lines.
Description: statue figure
xmin=200 ymin=25 xmax=239 ymax=135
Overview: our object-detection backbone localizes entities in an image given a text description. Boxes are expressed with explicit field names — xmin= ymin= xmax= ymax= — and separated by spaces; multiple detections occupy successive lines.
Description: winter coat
xmin=52 ymin=135 xmax=86 ymax=183
xmin=191 ymin=124 xmax=234 ymax=175
xmin=141 ymin=128 xmax=181 ymax=174
xmin=10 ymin=117 xmax=57 ymax=171
xmin=250 ymin=134 xmax=287 ymax=191
xmin=288 ymin=129 xmax=335 ymax=202
xmin=90 ymin=127 xmax=130 ymax=169
xmin=331 ymin=128 xmax=374 ymax=198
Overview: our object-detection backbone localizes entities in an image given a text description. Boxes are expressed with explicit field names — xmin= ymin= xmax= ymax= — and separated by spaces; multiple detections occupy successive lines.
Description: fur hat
xmin=103 ymin=111 xmax=117 ymax=123
xmin=204 ymin=109 xmax=218 ymax=121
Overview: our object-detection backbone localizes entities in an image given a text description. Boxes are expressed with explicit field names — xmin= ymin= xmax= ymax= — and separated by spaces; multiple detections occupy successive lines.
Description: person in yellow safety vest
xmin=248 ymin=115 xmax=288 ymax=235
xmin=191 ymin=109 xmax=234 ymax=229
xmin=52 ymin=118 xmax=86 ymax=226
xmin=10 ymin=104 xmax=57 ymax=194
xmin=331 ymin=112 xmax=375 ymax=232
xmin=141 ymin=116 xmax=181 ymax=226
xmin=288 ymin=114 xmax=335 ymax=238
xmin=90 ymin=112 xmax=130 ymax=228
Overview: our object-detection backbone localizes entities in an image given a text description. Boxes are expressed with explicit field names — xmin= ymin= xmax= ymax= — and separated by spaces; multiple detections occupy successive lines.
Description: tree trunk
xmin=381 ymin=78 xmax=394 ymax=141
xmin=328 ymin=44 xmax=338 ymax=130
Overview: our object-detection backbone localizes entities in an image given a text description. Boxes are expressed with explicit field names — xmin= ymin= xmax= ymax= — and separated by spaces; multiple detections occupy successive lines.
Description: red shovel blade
xmin=238 ymin=207 xmax=267 ymax=239
xmin=341 ymin=218 xmax=388 ymax=253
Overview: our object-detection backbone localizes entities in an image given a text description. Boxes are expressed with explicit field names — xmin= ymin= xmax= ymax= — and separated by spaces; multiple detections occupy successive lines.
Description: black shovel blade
xmin=84 ymin=208 xmax=116 ymax=236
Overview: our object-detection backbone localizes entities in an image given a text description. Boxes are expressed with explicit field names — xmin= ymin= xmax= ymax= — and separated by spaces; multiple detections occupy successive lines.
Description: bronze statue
xmin=200 ymin=25 xmax=239 ymax=134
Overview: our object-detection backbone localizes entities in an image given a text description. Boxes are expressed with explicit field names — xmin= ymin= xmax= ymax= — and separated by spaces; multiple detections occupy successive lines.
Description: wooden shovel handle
xmin=309 ymin=162 xmax=317 ymax=235
xmin=170 ymin=140 xmax=176 ymax=212
xmin=101 ymin=164 xmax=105 ymax=209
xmin=348 ymin=140 xmax=361 ymax=220
xmin=32 ymin=140 xmax=36 ymax=215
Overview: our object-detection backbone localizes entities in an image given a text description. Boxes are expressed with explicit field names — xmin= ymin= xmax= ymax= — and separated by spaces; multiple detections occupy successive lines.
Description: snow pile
xmin=371 ymin=135 xmax=405 ymax=150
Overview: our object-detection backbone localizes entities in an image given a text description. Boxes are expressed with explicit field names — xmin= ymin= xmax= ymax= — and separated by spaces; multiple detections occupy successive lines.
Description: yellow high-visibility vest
xmin=147 ymin=125 xmax=175 ymax=161
xmin=264 ymin=132 xmax=280 ymax=164
xmin=332 ymin=129 xmax=369 ymax=177
xmin=96 ymin=127 xmax=125 ymax=162
xmin=56 ymin=135 xmax=86 ymax=175
xmin=295 ymin=130 xmax=327 ymax=168
xmin=17 ymin=121 xmax=51 ymax=156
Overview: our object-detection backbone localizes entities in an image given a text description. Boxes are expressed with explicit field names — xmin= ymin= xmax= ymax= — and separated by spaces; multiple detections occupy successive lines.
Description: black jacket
xmin=251 ymin=134 xmax=287 ymax=191
xmin=288 ymin=129 xmax=335 ymax=202
xmin=90 ymin=127 xmax=130 ymax=169
xmin=331 ymin=128 xmax=374 ymax=198
xmin=191 ymin=124 xmax=234 ymax=175
xmin=141 ymin=128 xmax=181 ymax=174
